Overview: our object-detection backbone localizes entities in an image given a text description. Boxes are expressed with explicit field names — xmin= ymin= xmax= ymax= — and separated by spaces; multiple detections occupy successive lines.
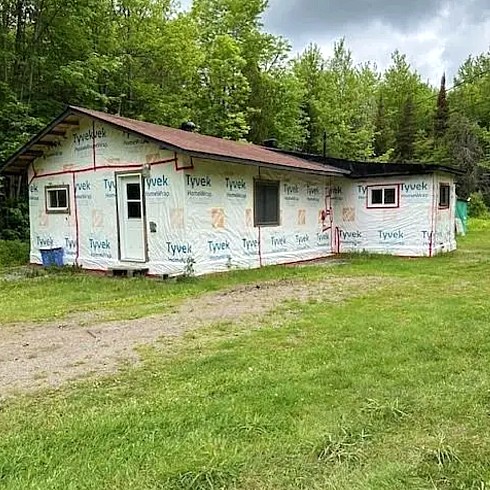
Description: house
xmin=0 ymin=106 xmax=462 ymax=276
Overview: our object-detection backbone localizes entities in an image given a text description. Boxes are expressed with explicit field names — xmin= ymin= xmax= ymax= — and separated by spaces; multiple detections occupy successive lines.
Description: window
xmin=254 ymin=180 xmax=280 ymax=226
xmin=126 ymin=182 xmax=142 ymax=219
xmin=439 ymin=184 xmax=450 ymax=208
xmin=46 ymin=186 xmax=70 ymax=213
xmin=367 ymin=185 xmax=399 ymax=208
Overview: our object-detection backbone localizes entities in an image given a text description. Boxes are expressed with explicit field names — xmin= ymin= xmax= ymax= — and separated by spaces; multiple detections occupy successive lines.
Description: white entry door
xmin=117 ymin=173 xmax=147 ymax=262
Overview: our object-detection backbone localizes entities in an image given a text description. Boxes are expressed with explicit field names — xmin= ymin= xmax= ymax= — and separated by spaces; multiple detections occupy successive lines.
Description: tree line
xmin=1 ymin=0 xmax=490 ymax=207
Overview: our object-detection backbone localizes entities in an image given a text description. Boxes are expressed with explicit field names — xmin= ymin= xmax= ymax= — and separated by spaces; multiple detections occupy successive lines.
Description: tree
xmin=395 ymin=94 xmax=416 ymax=162
xmin=293 ymin=39 xmax=378 ymax=159
xmin=445 ymin=112 xmax=483 ymax=198
xmin=195 ymin=33 xmax=251 ymax=139
xmin=317 ymin=40 xmax=378 ymax=159
xmin=434 ymin=73 xmax=449 ymax=140
xmin=373 ymin=93 xmax=391 ymax=159
xmin=293 ymin=44 xmax=325 ymax=153
xmin=376 ymin=51 xmax=434 ymax=162
xmin=0 ymin=83 xmax=43 ymax=162
xmin=451 ymin=51 xmax=490 ymax=128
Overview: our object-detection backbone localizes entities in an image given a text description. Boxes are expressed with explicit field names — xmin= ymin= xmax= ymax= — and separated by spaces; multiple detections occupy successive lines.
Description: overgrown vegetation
xmin=0 ymin=239 xmax=29 ymax=267
xmin=468 ymin=191 xmax=490 ymax=218
xmin=0 ymin=197 xmax=29 ymax=241
xmin=0 ymin=224 xmax=490 ymax=488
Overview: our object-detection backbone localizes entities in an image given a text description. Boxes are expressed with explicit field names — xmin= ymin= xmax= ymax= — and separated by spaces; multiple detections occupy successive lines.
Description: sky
xmin=262 ymin=0 xmax=490 ymax=86
xmin=182 ymin=0 xmax=490 ymax=87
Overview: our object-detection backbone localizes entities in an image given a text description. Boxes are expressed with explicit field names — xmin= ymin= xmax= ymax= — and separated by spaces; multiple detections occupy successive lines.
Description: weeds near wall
xmin=183 ymin=257 xmax=196 ymax=277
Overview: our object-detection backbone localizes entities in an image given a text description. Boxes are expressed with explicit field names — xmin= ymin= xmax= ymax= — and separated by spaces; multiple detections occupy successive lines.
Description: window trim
xmin=254 ymin=179 xmax=280 ymax=227
xmin=366 ymin=184 xmax=400 ymax=209
xmin=45 ymin=185 xmax=70 ymax=214
xmin=438 ymin=183 xmax=451 ymax=209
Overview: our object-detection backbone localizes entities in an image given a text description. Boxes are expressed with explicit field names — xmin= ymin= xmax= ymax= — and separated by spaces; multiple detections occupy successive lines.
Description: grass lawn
xmin=1 ymin=221 xmax=490 ymax=489
xmin=0 ymin=263 xmax=331 ymax=324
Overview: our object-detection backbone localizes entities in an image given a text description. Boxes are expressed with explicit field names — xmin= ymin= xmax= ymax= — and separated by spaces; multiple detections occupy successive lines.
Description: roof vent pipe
xmin=263 ymin=138 xmax=278 ymax=148
xmin=180 ymin=121 xmax=197 ymax=132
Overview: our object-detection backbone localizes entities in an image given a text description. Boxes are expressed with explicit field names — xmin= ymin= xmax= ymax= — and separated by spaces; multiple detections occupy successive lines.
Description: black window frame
xmin=45 ymin=185 xmax=70 ymax=214
xmin=439 ymin=183 xmax=450 ymax=209
xmin=254 ymin=179 xmax=280 ymax=227
xmin=126 ymin=181 xmax=142 ymax=219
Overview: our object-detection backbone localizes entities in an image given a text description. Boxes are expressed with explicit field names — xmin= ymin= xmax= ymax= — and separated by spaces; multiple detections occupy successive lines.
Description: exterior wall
xmin=177 ymin=159 xmax=332 ymax=276
xmin=28 ymin=116 xmax=179 ymax=270
xmin=28 ymin=116 xmax=333 ymax=275
xmin=27 ymin=114 xmax=456 ymax=274
xmin=331 ymin=174 xmax=456 ymax=256
xmin=432 ymin=172 xmax=457 ymax=254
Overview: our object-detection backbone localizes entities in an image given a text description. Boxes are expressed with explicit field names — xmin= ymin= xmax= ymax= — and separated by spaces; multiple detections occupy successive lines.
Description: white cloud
xmin=269 ymin=0 xmax=490 ymax=86
xmin=178 ymin=0 xmax=490 ymax=85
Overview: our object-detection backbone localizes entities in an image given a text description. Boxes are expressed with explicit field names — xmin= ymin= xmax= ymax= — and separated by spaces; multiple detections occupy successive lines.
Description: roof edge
xmin=271 ymin=148 xmax=465 ymax=177
xmin=2 ymin=104 xmax=347 ymax=177
xmin=0 ymin=106 xmax=72 ymax=173
xmin=68 ymin=106 xmax=347 ymax=175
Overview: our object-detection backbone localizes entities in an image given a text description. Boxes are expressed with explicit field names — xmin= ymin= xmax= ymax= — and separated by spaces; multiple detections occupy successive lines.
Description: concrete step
xmin=108 ymin=266 xmax=149 ymax=278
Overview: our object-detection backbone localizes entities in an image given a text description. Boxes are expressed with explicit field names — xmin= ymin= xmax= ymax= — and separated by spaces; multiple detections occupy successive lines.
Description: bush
xmin=468 ymin=192 xmax=489 ymax=218
xmin=0 ymin=198 xmax=29 ymax=240
xmin=0 ymin=240 xmax=30 ymax=267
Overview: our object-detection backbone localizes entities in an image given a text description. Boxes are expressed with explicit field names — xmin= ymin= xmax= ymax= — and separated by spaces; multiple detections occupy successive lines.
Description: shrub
xmin=0 ymin=240 xmax=30 ymax=267
xmin=0 ymin=198 xmax=29 ymax=240
xmin=468 ymin=192 xmax=489 ymax=218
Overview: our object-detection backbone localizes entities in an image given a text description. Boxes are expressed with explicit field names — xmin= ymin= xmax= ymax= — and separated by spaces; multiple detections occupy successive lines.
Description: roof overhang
xmin=0 ymin=108 xmax=79 ymax=174
xmin=1 ymin=106 xmax=347 ymax=178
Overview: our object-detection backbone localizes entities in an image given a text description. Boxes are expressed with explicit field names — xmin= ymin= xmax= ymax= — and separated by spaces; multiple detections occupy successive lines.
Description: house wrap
xmin=1 ymin=106 xmax=461 ymax=276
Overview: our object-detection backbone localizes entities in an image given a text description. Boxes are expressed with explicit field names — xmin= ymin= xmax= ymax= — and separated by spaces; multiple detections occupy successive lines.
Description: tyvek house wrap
xmin=28 ymin=117 xmax=184 ymax=271
xmin=28 ymin=116 xmax=334 ymax=275
xmin=181 ymin=160 xmax=332 ymax=276
xmin=330 ymin=174 xmax=456 ymax=256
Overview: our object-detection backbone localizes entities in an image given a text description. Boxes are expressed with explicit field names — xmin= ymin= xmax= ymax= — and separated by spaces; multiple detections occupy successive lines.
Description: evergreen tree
xmin=395 ymin=94 xmax=416 ymax=162
xmin=446 ymin=112 xmax=483 ymax=198
xmin=434 ymin=73 xmax=449 ymax=140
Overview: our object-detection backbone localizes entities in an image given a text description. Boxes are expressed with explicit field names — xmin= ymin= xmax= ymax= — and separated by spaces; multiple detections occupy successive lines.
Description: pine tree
xmin=395 ymin=94 xmax=416 ymax=162
xmin=434 ymin=73 xmax=449 ymax=140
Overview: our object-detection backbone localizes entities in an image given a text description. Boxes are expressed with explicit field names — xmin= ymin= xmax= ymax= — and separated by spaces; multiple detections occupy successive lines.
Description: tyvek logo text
xmin=242 ymin=238 xmax=259 ymax=255
xmin=73 ymin=126 xmax=108 ymax=153
xmin=226 ymin=178 xmax=247 ymax=199
xmin=89 ymin=238 xmax=112 ymax=258
xmin=208 ymin=239 xmax=231 ymax=260
xmin=167 ymin=242 xmax=193 ymax=262
xmin=283 ymin=183 xmax=299 ymax=202
xmin=186 ymin=174 xmax=212 ymax=198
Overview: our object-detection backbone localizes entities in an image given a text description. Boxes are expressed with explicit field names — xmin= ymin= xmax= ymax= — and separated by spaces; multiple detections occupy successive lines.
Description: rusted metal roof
xmin=70 ymin=106 xmax=346 ymax=175
xmin=0 ymin=105 xmax=347 ymax=176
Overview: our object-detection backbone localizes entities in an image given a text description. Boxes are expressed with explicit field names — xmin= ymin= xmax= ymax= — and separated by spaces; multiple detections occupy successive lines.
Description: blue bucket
xmin=40 ymin=247 xmax=64 ymax=267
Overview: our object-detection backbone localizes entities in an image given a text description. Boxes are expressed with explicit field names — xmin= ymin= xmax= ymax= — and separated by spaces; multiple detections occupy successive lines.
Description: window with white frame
xmin=439 ymin=183 xmax=450 ymax=208
xmin=45 ymin=186 xmax=70 ymax=213
xmin=367 ymin=185 xmax=399 ymax=208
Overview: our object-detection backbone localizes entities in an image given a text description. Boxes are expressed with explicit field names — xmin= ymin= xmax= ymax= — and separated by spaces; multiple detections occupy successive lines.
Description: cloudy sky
xmin=262 ymin=0 xmax=490 ymax=86
xmin=183 ymin=0 xmax=490 ymax=87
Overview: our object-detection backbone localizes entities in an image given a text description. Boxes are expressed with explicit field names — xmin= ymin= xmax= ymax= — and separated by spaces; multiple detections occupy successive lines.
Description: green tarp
xmin=456 ymin=199 xmax=468 ymax=235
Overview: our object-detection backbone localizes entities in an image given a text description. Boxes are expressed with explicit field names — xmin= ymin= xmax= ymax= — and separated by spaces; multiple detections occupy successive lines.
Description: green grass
xmin=0 ymin=264 xmax=330 ymax=324
xmin=1 ymin=221 xmax=490 ymax=488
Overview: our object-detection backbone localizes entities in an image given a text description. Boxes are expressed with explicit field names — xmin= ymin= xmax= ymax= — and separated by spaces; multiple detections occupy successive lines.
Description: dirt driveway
xmin=0 ymin=276 xmax=382 ymax=398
